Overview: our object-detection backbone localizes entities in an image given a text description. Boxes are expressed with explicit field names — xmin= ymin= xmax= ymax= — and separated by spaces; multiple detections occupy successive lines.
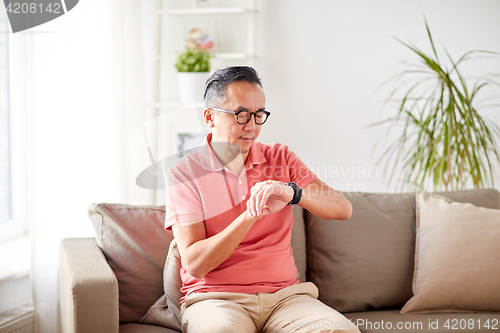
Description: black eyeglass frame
xmin=209 ymin=107 xmax=271 ymax=125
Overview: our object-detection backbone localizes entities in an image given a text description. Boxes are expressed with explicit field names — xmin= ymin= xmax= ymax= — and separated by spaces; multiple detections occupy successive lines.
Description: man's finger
xmin=260 ymin=185 xmax=274 ymax=209
xmin=254 ymin=187 xmax=266 ymax=216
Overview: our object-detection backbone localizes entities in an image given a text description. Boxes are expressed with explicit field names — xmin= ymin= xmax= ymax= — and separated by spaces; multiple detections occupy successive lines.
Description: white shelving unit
xmin=149 ymin=0 xmax=257 ymax=205
xmin=154 ymin=0 xmax=257 ymax=110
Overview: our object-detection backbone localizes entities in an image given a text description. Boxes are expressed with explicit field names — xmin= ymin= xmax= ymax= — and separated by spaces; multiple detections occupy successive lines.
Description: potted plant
xmin=369 ymin=20 xmax=500 ymax=192
xmin=175 ymin=46 xmax=211 ymax=103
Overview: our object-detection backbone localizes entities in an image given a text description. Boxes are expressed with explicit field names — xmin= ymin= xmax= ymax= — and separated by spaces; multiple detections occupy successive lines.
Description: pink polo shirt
xmin=165 ymin=133 xmax=318 ymax=300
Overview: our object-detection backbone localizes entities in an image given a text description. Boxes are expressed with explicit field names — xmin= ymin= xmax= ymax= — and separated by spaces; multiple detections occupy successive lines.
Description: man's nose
xmin=243 ymin=116 xmax=257 ymax=131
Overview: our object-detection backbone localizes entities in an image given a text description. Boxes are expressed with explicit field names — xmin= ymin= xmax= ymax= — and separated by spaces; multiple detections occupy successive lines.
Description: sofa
xmin=59 ymin=189 xmax=500 ymax=333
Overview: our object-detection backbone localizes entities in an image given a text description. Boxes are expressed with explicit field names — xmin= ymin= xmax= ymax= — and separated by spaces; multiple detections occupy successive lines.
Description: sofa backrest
xmin=305 ymin=189 xmax=500 ymax=313
xmin=88 ymin=189 xmax=500 ymax=323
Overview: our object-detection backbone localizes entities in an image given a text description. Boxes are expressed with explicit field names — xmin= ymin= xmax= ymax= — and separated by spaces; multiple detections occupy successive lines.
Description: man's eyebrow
xmin=235 ymin=106 xmax=266 ymax=111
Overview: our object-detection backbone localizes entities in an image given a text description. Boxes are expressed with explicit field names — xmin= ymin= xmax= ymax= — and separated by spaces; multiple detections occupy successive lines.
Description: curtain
xmin=28 ymin=1 xmax=158 ymax=332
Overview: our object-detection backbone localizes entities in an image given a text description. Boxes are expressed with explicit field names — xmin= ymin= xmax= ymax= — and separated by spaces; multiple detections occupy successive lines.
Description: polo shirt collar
xmin=198 ymin=133 xmax=224 ymax=171
xmin=245 ymin=140 xmax=267 ymax=170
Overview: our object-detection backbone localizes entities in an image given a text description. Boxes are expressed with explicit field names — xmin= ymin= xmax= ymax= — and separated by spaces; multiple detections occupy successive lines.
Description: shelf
xmin=157 ymin=52 xmax=250 ymax=61
xmin=160 ymin=7 xmax=251 ymax=16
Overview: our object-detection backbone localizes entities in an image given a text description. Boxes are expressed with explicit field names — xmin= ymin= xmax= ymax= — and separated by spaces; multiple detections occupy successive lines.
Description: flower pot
xmin=177 ymin=72 xmax=210 ymax=103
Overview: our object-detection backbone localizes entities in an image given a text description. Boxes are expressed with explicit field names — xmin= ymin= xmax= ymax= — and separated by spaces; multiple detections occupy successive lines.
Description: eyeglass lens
xmin=237 ymin=111 xmax=268 ymax=125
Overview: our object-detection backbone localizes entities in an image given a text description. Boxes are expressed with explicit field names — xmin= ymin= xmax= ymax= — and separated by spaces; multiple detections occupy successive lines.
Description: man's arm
xmin=172 ymin=210 xmax=259 ymax=280
xmin=299 ymin=179 xmax=352 ymax=220
xmin=246 ymin=179 xmax=351 ymax=220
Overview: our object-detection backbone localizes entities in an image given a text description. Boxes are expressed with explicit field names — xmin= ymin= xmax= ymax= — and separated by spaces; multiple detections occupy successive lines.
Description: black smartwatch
xmin=285 ymin=182 xmax=302 ymax=206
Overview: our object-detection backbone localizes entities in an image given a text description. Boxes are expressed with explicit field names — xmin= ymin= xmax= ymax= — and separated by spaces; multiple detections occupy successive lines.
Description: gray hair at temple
xmin=203 ymin=66 xmax=263 ymax=108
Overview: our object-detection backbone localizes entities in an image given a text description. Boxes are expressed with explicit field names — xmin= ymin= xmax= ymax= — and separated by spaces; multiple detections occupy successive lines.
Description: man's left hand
xmin=246 ymin=180 xmax=294 ymax=218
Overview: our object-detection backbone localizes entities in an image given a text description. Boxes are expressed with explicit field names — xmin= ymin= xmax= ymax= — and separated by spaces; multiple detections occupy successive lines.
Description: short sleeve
xmin=285 ymin=149 xmax=318 ymax=189
xmin=164 ymin=168 xmax=204 ymax=230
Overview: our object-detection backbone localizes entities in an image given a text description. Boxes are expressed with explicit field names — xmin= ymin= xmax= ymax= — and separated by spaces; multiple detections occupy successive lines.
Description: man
xmin=165 ymin=66 xmax=360 ymax=333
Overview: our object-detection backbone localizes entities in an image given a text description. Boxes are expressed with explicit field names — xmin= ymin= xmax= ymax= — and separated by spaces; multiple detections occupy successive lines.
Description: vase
xmin=177 ymin=72 xmax=210 ymax=103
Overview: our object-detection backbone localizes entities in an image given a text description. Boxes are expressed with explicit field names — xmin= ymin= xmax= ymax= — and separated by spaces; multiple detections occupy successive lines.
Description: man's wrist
xmin=285 ymin=182 xmax=302 ymax=206
xmin=244 ymin=209 xmax=261 ymax=222
xmin=284 ymin=185 xmax=295 ymax=204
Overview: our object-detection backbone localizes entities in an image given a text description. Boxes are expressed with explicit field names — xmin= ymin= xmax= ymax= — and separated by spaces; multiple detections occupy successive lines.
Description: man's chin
xmin=240 ymin=141 xmax=254 ymax=153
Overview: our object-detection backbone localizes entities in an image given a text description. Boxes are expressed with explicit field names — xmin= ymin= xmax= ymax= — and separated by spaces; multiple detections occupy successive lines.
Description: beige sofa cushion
xmin=401 ymin=191 xmax=500 ymax=314
xmin=89 ymin=204 xmax=174 ymax=323
xmin=306 ymin=189 xmax=500 ymax=313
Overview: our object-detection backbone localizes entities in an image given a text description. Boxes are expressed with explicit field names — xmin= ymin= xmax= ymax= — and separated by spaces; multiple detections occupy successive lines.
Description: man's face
xmin=210 ymin=81 xmax=266 ymax=159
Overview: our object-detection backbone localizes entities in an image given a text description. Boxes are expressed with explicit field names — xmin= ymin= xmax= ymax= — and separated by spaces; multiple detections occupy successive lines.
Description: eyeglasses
xmin=210 ymin=107 xmax=271 ymax=125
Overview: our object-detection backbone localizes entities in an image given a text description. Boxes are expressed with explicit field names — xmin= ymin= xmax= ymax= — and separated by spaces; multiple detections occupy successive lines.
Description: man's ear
xmin=204 ymin=108 xmax=215 ymax=128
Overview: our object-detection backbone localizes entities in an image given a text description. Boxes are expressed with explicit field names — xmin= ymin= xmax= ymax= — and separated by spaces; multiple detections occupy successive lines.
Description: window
xmin=0 ymin=14 xmax=10 ymax=226
xmin=0 ymin=7 xmax=30 ymax=286
xmin=0 ymin=6 xmax=29 ymax=243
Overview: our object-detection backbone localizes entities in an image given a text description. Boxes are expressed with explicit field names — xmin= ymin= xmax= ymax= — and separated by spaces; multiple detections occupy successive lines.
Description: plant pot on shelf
xmin=177 ymin=71 xmax=209 ymax=103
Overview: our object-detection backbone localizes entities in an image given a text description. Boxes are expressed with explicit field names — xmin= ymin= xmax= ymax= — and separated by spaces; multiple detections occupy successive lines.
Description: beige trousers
xmin=180 ymin=282 xmax=360 ymax=333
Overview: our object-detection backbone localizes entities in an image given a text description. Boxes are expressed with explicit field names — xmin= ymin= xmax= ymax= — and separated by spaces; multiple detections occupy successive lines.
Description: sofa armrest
xmin=59 ymin=238 xmax=119 ymax=333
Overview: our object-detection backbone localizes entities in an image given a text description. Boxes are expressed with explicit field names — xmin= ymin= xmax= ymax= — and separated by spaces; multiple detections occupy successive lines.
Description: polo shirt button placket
xmin=239 ymin=180 xmax=244 ymax=201
xmin=238 ymin=178 xmax=244 ymax=202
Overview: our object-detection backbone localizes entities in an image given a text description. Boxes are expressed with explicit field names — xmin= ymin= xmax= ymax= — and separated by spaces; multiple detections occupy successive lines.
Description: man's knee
xmin=181 ymin=299 xmax=256 ymax=333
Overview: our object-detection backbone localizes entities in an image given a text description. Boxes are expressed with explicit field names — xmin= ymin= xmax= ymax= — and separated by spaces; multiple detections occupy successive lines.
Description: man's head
xmin=203 ymin=67 xmax=266 ymax=160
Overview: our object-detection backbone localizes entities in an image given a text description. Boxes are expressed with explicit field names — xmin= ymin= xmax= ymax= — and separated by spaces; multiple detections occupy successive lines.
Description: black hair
xmin=204 ymin=66 xmax=263 ymax=108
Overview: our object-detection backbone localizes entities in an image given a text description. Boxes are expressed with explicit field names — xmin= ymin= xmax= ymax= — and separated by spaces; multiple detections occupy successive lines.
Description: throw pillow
xmin=139 ymin=239 xmax=183 ymax=331
xmin=89 ymin=203 xmax=174 ymax=323
xmin=306 ymin=189 xmax=500 ymax=313
xmin=401 ymin=191 xmax=500 ymax=313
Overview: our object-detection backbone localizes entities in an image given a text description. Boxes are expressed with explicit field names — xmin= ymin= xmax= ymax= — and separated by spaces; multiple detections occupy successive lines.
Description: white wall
xmin=254 ymin=0 xmax=500 ymax=193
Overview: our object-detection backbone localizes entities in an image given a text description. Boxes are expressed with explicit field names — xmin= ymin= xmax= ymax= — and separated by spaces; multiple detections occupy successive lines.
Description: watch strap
xmin=285 ymin=182 xmax=302 ymax=206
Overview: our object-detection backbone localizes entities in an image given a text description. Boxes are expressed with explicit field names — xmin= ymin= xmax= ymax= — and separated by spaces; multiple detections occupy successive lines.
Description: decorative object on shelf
xmin=186 ymin=28 xmax=213 ymax=52
xmin=175 ymin=45 xmax=211 ymax=73
xmin=369 ymin=19 xmax=500 ymax=192
xmin=175 ymin=44 xmax=211 ymax=103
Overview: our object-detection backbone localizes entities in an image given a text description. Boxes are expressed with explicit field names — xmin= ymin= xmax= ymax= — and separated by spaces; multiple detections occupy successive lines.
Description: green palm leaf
xmin=369 ymin=19 xmax=500 ymax=191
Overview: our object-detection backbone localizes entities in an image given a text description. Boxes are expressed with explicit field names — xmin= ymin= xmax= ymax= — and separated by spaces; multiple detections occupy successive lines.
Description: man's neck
xmin=225 ymin=154 xmax=246 ymax=175
xmin=209 ymin=142 xmax=247 ymax=175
